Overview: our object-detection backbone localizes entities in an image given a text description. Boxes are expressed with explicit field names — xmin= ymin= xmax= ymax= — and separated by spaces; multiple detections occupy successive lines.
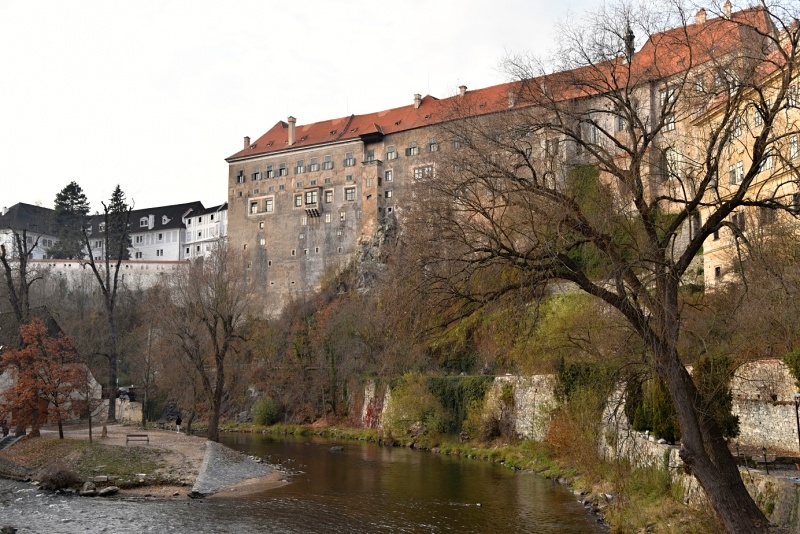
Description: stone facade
xmin=485 ymin=375 xmax=556 ymax=441
xmin=732 ymin=359 xmax=800 ymax=453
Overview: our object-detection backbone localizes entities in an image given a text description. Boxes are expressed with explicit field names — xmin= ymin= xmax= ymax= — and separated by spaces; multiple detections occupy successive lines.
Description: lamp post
xmin=794 ymin=393 xmax=800 ymax=452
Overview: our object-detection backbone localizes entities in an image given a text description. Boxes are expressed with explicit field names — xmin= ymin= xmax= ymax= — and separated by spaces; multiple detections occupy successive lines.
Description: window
xmin=714 ymin=266 xmax=721 ymax=279
xmin=265 ymin=165 xmax=274 ymax=179
xmin=736 ymin=161 xmax=744 ymax=184
xmin=296 ymin=181 xmax=303 ymax=188
xmin=325 ymin=213 xmax=332 ymax=223
xmin=694 ymin=75 xmax=705 ymax=93
xmin=291 ymin=249 xmax=296 ymax=256
xmin=135 ymin=251 xmax=142 ymax=259
xmin=315 ymin=247 xmax=319 ymax=254
xmin=385 ymin=190 xmax=393 ymax=198
xmin=156 ymin=249 xmax=164 ymax=257
xmin=295 ymin=160 xmax=305 ymax=174
xmin=366 ymin=177 xmax=373 ymax=187
xmin=94 ymin=240 xmax=102 ymax=248
xmin=713 ymin=229 xmax=720 ymax=241
xmin=279 ymin=184 xmax=285 ymax=191
xmin=299 ymin=233 xmax=304 ymax=240
xmin=322 ymin=155 xmax=334 ymax=170
xmin=265 ymin=198 xmax=274 ymax=212
xmin=728 ymin=165 xmax=736 ymax=185
xmin=250 ymin=201 xmax=258 ymax=214
xmin=428 ymin=139 xmax=439 ymax=152
xmin=413 ymin=165 xmax=434 ymax=180
xmin=343 ymin=152 xmax=356 ymax=167
xmin=163 ymin=215 xmax=170 ymax=224
xmin=385 ymin=169 xmax=393 ymax=182
xmin=324 ymin=190 xmax=333 ymax=203
xmin=337 ymin=229 xmax=343 ymax=236
xmin=385 ymin=145 xmax=398 ymax=160
xmin=198 ymin=231 xmax=202 ymax=238
xmin=346 ymin=174 xmax=354 ymax=182
xmin=345 ymin=187 xmax=356 ymax=201
xmin=301 ymin=216 xmax=308 ymax=226
xmin=134 ymin=235 xmax=143 ymax=244
xmin=733 ymin=115 xmax=742 ymax=138
xmin=251 ymin=171 xmax=260 ymax=181
xmin=324 ymin=177 xmax=331 ymax=184
xmin=762 ymin=149 xmax=775 ymax=171
xmin=294 ymin=194 xmax=303 ymax=207
xmin=277 ymin=163 xmax=287 ymax=176
xmin=340 ymin=211 xmax=346 ymax=221
xmin=309 ymin=158 xmax=320 ymax=172
xmin=259 ymin=221 xmax=264 ymax=229
xmin=157 ymin=233 xmax=163 ymax=241
xmin=186 ymin=247 xmax=190 ymax=254
xmin=139 ymin=217 xmax=148 ymax=227
xmin=405 ymin=141 xmax=419 ymax=156
xmin=789 ymin=84 xmax=798 ymax=107
xmin=754 ymin=104 xmax=763 ymax=127
xmin=791 ymin=136 xmax=798 ymax=160
xmin=364 ymin=149 xmax=375 ymax=162
xmin=732 ymin=211 xmax=746 ymax=231
xmin=305 ymin=190 xmax=318 ymax=205
xmin=236 ymin=170 xmax=245 ymax=184
xmin=660 ymin=89 xmax=676 ymax=131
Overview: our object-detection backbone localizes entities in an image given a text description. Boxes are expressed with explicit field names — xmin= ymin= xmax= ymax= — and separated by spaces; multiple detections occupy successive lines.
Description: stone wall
xmin=485 ymin=375 xmax=556 ymax=441
xmin=731 ymin=360 xmax=800 ymax=453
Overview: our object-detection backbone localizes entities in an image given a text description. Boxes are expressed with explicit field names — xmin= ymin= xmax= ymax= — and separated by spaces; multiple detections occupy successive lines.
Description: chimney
xmin=695 ymin=8 xmax=706 ymax=24
xmin=724 ymin=0 xmax=732 ymax=18
xmin=459 ymin=85 xmax=467 ymax=96
xmin=1 ymin=207 xmax=6 ymax=217
xmin=243 ymin=136 xmax=250 ymax=149
xmin=508 ymin=90 xmax=517 ymax=108
xmin=413 ymin=93 xmax=422 ymax=109
xmin=288 ymin=116 xmax=296 ymax=145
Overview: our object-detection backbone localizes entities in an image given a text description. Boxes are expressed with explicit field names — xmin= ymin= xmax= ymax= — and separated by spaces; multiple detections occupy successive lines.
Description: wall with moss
xmin=485 ymin=375 xmax=555 ymax=441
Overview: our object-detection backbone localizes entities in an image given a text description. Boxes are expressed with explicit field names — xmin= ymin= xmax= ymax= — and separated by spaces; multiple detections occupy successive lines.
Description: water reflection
xmin=0 ymin=435 xmax=604 ymax=533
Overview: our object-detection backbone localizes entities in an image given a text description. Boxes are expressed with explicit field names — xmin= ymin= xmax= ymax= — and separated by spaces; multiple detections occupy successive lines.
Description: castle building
xmin=227 ymin=6 xmax=780 ymax=316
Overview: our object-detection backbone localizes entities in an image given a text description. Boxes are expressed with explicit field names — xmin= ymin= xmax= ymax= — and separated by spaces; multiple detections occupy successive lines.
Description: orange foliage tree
xmin=0 ymin=318 xmax=84 ymax=439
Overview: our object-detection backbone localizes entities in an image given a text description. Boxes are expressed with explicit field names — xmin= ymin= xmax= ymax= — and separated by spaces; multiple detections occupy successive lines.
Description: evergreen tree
xmin=105 ymin=185 xmax=131 ymax=261
xmin=48 ymin=182 xmax=89 ymax=259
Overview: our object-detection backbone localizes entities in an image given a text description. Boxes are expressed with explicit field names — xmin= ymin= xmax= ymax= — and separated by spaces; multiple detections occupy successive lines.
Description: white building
xmin=183 ymin=203 xmax=228 ymax=259
xmin=0 ymin=204 xmax=59 ymax=260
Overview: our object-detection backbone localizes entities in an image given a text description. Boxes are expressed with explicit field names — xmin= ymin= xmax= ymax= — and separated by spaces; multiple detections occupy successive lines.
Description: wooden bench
xmin=126 ymin=434 xmax=149 ymax=445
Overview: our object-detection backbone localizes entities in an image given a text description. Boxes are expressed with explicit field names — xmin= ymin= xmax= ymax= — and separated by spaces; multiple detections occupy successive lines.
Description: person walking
xmin=176 ymin=415 xmax=182 ymax=434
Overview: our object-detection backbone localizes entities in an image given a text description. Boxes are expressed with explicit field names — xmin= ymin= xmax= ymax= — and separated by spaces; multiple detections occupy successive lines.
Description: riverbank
xmin=0 ymin=423 xmax=285 ymax=499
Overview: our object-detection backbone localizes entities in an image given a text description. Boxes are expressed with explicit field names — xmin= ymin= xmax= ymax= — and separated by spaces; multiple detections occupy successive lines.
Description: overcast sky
xmin=1 ymin=0 xmax=602 ymax=213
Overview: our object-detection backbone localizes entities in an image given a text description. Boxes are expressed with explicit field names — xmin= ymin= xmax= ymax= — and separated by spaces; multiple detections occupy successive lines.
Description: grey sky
xmin=1 ymin=0 xmax=600 ymax=213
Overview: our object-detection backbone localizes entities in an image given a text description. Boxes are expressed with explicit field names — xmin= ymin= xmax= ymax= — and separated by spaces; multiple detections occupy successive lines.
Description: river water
xmin=0 ymin=434 xmax=604 ymax=533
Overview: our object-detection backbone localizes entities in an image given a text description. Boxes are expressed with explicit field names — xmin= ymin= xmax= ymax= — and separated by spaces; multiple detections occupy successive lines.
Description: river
xmin=0 ymin=434 xmax=604 ymax=533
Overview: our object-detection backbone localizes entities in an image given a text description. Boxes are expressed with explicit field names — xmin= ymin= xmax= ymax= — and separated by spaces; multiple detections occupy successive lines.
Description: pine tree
xmin=105 ymin=185 xmax=131 ymax=261
xmin=48 ymin=181 xmax=89 ymax=259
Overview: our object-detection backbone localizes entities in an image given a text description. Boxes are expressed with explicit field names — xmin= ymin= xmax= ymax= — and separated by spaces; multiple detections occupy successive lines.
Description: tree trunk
xmin=658 ymin=345 xmax=770 ymax=533
xmin=57 ymin=420 xmax=64 ymax=440
xmin=106 ymin=312 xmax=118 ymax=423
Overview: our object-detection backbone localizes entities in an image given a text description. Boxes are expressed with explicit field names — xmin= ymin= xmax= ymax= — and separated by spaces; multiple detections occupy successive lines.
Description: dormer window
xmin=162 ymin=215 xmax=170 ymax=225
xmin=99 ymin=222 xmax=106 ymax=232
xmin=140 ymin=217 xmax=148 ymax=227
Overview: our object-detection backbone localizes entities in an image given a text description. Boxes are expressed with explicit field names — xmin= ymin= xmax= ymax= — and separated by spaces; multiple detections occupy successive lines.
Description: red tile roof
xmin=227 ymin=8 xmax=771 ymax=162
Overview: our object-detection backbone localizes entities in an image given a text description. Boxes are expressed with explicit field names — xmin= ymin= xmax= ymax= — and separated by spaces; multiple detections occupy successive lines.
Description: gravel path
xmin=191 ymin=440 xmax=274 ymax=496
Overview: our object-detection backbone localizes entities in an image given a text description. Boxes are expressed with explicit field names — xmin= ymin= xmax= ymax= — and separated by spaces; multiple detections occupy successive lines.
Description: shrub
xmin=38 ymin=465 xmax=82 ymax=491
xmin=252 ymin=396 xmax=280 ymax=426
xmin=383 ymin=373 xmax=450 ymax=437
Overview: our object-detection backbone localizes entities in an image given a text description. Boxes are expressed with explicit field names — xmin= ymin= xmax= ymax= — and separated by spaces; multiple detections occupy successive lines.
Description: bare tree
xmin=0 ymin=230 xmax=44 ymax=346
xmin=80 ymin=185 xmax=133 ymax=423
xmin=163 ymin=240 xmax=251 ymax=441
xmin=410 ymin=3 xmax=800 ymax=532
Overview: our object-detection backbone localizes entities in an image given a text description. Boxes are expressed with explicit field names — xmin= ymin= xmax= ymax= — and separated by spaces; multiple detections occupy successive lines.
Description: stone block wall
xmin=732 ymin=360 xmax=800 ymax=453
xmin=485 ymin=375 xmax=556 ymax=441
